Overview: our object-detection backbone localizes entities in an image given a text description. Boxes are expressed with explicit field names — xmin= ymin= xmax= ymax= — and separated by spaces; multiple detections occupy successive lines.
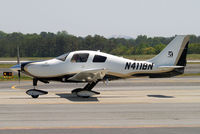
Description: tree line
xmin=0 ymin=30 xmax=199 ymax=57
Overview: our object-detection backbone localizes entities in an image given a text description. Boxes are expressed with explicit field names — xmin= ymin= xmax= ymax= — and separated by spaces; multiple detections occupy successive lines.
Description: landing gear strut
xmin=72 ymin=81 xmax=100 ymax=98
xmin=26 ymin=78 xmax=48 ymax=98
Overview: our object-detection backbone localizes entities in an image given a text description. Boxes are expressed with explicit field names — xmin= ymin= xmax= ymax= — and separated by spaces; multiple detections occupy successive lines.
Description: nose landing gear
xmin=26 ymin=78 xmax=48 ymax=98
xmin=26 ymin=89 xmax=48 ymax=98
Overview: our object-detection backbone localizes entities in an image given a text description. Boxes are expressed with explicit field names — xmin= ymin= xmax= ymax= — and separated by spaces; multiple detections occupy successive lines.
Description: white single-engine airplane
xmin=11 ymin=35 xmax=189 ymax=98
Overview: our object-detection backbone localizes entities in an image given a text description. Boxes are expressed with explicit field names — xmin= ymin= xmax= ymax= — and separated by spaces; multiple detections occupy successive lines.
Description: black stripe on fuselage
xmin=132 ymin=68 xmax=184 ymax=78
xmin=36 ymin=74 xmax=122 ymax=83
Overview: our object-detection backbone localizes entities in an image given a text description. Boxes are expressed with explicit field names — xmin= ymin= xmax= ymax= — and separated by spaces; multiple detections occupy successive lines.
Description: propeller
xmin=103 ymin=78 xmax=109 ymax=86
xmin=10 ymin=46 xmax=22 ymax=83
xmin=17 ymin=46 xmax=21 ymax=83
xmin=18 ymin=70 xmax=21 ymax=83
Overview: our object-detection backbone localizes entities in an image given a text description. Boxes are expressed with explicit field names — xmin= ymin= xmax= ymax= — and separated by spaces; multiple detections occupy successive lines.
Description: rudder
xmin=148 ymin=35 xmax=190 ymax=67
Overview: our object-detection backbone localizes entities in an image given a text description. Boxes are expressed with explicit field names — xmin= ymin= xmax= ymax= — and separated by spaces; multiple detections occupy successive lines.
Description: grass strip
xmin=0 ymin=75 xmax=32 ymax=81
xmin=0 ymin=54 xmax=200 ymax=61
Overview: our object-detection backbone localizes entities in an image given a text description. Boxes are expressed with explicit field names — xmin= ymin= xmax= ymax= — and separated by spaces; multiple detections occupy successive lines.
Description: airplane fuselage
xmin=19 ymin=50 xmax=172 ymax=82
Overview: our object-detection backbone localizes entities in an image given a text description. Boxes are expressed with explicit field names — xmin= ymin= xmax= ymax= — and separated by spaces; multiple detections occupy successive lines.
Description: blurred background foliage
xmin=0 ymin=31 xmax=199 ymax=57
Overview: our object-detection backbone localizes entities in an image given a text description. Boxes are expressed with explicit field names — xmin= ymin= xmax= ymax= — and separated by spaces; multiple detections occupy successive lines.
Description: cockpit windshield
xmin=56 ymin=52 xmax=70 ymax=61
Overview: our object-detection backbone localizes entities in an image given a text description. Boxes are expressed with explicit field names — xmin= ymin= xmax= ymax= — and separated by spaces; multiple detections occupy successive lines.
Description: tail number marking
xmin=125 ymin=62 xmax=153 ymax=70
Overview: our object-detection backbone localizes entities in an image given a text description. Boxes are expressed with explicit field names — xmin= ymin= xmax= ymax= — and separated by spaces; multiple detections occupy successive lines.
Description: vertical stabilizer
xmin=148 ymin=35 xmax=190 ymax=67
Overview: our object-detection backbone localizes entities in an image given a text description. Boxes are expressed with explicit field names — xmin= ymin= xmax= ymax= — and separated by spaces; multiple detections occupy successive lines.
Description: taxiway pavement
xmin=0 ymin=77 xmax=200 ymax=134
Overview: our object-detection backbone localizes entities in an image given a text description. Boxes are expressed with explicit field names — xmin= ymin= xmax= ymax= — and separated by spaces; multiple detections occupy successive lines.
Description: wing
xmin=68 ymin=68 xmax=108 ymax=82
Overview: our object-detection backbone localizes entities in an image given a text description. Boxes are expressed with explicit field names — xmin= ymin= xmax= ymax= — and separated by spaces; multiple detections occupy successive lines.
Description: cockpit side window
xmin=56 ymin=53 xmax=69 ymax=61
xmin=71 ymin=53 xmax=89 ymax=63
xmin=93 ymin=55 xmax=107 ymax=62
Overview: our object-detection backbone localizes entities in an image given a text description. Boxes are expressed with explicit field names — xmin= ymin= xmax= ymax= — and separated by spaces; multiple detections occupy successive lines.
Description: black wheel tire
xmin=71 ymin=88 xmax=83 ymax=94
xmin=31 ymin=95 xmax=39 ymax=98
xmin=78 ymin=95 xmax=90 ymax=98
xmin=76 ymin=91 xmax=91 ymax=98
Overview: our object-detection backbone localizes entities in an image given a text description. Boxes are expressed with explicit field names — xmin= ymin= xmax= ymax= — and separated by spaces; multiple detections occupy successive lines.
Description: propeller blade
xmin=18 ymin=70 xmax=21 ymax=83
xmin=17 ymin=46 xmax=20 ymax=65
xmin=17 ymin=46 xmax=21 ymax=83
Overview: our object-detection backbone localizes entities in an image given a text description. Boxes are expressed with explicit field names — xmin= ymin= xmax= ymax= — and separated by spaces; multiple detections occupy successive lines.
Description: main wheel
xmin=31 ymin=95 xmax=39 ymax=98
xmin=71 ymin=88 xmax=83 ymax=94
xmin=77 ymin=95 xmax=90 ymax=98
xmin=71 ymin=88 xmax=100 ymax=98
xmin=71 ymin=88 xmax=90 ymax=98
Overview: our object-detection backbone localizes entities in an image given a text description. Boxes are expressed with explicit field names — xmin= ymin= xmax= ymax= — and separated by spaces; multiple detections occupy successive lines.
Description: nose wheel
xmin=72 ymin=88 xmax=100 ymax=98
xmin=31 ymin=95 xmax=39 ymax=98
xmin=26 ymin=89 xmax=48 ymax=98
xmin=26 ymin=78 xmax=48 ymax=98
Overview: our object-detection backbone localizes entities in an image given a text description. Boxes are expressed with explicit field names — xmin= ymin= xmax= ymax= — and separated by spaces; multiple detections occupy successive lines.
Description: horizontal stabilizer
xmin=158 ymin=66 xmax=184 ymax=70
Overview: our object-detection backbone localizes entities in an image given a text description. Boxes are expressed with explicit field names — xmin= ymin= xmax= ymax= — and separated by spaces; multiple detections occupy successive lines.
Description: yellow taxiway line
xmin=1 ymin=124 xmax=200 ymax=130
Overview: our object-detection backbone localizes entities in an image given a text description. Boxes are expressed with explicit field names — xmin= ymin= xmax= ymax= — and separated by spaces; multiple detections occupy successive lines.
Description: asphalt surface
xmin=0 ymin=77 xmax=200 ymax=134
xmin=1 ymin=127 xmax=200 ymax=134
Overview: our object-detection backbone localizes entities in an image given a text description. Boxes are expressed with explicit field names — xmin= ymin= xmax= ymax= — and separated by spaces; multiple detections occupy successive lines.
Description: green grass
xmin=0 ymin=54 xmax=200 ymax=61
xmin=0 ymin=75 xmax=32 ymax=81
xmin=187 ymin=54 xmax=200 ymax=60
xmin=178 ymin=73 xmax=200 ymax=77
xmin=0 ymin=57 xmax=52 ymax=61
xmin=186 ymin=62 xmax=200 ymax=64
xmin=0 ymin=54 xmax=199 ymax=61
xmin=0 ymin=64 xmax=14 ymax=68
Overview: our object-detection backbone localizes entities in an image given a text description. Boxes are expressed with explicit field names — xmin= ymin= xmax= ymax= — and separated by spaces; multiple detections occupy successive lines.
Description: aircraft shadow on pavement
xmin=56 ymin=93 xmax=99 ymax=102
xmin=10 ymin=97 xmax=60 ymax=99
xmin=147 ymin=94 xmax=175 ymax=98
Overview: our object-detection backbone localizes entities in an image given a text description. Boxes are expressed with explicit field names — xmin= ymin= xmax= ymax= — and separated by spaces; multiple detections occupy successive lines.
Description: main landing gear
xmin=26 ymin=78 xmax=48 ymax=98
xmin=26 ymin=78 xmax=100 ymax=98
xmin=72 ymin=81 xmax=100 ymax=98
